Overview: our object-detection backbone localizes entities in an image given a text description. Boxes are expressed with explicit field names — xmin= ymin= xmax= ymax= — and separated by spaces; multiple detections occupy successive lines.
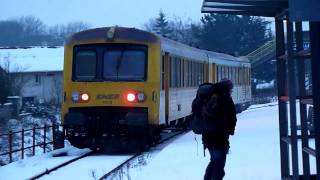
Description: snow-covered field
xmin=0 ymin=103 xmax=305 ymax=179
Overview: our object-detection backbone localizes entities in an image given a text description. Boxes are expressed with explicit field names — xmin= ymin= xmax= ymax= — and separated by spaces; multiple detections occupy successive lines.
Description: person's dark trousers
xmin=204 ymin=148 xmax=228 ymax=180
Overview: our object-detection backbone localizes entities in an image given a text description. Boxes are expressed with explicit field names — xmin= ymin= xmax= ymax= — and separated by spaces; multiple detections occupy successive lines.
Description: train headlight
xmin=71 ymin=92 xmax=80 ymax=102
xmin=126 ymin=93 xmax=136 ymax=102
xmin=72 ymin=92 xmax=90 ymax=102
xmin=80 ymin=93 xmax=90 ymax=102
xmin=137 ymin=92 xmax=145 ymax=102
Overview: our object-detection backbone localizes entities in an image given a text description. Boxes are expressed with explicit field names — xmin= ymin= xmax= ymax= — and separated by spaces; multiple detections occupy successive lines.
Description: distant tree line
xmin=0 ymin=16 xmax=90 ymax=47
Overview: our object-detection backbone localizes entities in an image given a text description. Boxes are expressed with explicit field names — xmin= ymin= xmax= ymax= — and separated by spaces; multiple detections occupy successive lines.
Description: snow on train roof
xmin=159 ymin=35 xmax=249 ymax=66
xmin=205 ymin=50 xmax=250 ymax=66
xmin=0 ymin=47 xmax=64 ymax=73
xmin=160 ymin=36 xmax=208 ymax=62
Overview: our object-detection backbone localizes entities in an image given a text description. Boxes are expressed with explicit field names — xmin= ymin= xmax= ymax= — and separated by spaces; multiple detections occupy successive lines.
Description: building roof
xmin=0 ymin=47 xmax=64 ymax=73
xmin=201 ymin=0 xmax=288 ymax=17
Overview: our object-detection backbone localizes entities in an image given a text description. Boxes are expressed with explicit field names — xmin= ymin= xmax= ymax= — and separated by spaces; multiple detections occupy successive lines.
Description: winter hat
xmin=220 ymin=79 xmax=233 ymax=90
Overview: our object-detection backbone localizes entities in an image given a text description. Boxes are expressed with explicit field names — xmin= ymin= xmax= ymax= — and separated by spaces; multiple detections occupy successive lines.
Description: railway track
xmin=29 ymin=151 xmax=95 ymax=180
xmin=99 ymin=129 xmax=186 ymax=180
xmin=30 ymin=129 xmax=187 ymax=180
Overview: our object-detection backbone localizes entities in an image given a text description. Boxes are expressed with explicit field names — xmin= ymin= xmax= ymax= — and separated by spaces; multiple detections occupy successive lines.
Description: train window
xmin=176 ymin=57 xmax=180 ymax=88
xmin=177 ymin=58 xmax=181 ymax=87
xmin=249 ymin=68 xmax=251 ymax=85
xmin=220 ymin=66 xmax=223 ymax=81
xmin=245 ymin=68 xmax=247 ymax=85
xmin=169 ymin=56 xmax=172 ymax=88
xmin=190 ymin=61 xmax=193 ymax=87
xmin=236 ymin=67 xmax=239 ymax=85
xmin=161 ymin=55 xmax=164 ymax=90
xmin=239 ymin=67 xmax=241 ymax=85
xmin=240 ymin=67 xmax=243 ymax=85
xmin=103 ymin=50 xmax=146 ymax=81
xmin=191 ymin=61 xmax=193 ymax=87
xmin=74 ymin=51 xmax=97 ymax=80
xmin=174 ymin=57 xmax=178 ymax=88
xmin=233 ymin=67 xmax=236 ymax=85
xmin=200 ymin=63 xmax=203 ymax=84
xmin=217 ymin=66 xmax=220 ymax=81
xmin=186 ymin=60 xmax=190 ymax=87
xmin=189 ymin=61 xmax=192 ymax=87
xmin=221 ymin=66 xmax=225 ymax=79
xmin=193 ymin=61 xmax=195 ymax=86
xmin=195 ymin=62 xmax=198 ymax=86
xmin=238 ymin=67 xmax=241 ymax=85
xmin=225 ymin=66 xmax=229 ymax=79
xmin=181 ymin=59 xmax=184 ymax=87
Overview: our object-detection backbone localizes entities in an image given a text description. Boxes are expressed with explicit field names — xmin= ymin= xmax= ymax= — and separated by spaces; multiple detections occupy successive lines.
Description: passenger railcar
xmin=61 ymin=27 xmax=251 ymax=150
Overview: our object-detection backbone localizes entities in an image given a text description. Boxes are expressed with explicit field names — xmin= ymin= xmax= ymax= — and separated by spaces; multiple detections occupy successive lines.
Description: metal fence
xmin=0 ymin=124 xmax=64 ymax=164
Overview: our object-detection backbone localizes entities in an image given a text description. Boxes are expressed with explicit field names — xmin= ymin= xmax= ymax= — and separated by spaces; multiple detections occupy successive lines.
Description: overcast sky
xmin=2 ymin=0 xmax=203 ymax=28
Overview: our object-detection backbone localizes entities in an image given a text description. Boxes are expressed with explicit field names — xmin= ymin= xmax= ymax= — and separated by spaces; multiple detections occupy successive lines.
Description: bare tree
xmin=51 ymin=75 xmax=62 ymax=106
xmin=1 ymin=55 xmax=29 ymax=97
xmin=18 ymin=16 xmax=47 ymax=46
xmin=48 ymin=21 xmax=90 ymax=45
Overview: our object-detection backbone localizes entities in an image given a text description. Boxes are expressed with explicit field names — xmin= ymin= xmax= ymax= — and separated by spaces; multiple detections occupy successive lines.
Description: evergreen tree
xmin=152 ymin=10 xmax=172 ymax=37
xmin=196 ymin=14 xmax=272 ymax=56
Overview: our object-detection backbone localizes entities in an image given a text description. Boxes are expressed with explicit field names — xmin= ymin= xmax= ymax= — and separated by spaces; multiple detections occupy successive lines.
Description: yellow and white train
xmin=61 ymin=27 xmax=251 ymax=150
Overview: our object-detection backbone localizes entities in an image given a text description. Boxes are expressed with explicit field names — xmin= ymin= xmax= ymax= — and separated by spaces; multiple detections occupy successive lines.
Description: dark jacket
xmin=202 ymin=83 xmax=237 ymax=150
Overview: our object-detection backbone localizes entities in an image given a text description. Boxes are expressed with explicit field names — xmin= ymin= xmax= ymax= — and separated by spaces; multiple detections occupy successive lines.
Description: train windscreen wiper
xmin=115 ymin=50 xmax=125 ymax=80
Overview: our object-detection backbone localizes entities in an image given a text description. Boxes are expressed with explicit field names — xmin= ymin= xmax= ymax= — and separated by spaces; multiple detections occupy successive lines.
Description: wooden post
xmin=21 ymin=129 xmax=24 ymax=159
xmin=8 ymin=130 xmax=12 ymax=163
xmin=32 ymin=127 xmax=36 ymax=156
xmin=43 ymin=125 xmax=47 ymax=153
xmin=52 ymin=124 xmax=56 ymax=150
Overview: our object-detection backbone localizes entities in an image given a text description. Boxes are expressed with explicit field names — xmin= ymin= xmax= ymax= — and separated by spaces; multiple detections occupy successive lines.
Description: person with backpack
xmin=203 ymin=79 xmax=237 ymax=180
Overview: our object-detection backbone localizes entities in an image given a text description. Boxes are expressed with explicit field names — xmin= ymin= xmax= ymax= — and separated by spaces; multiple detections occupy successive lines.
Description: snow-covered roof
xmin=0 ymin=47 xmax=64 ymax=73
xmin=256 ymin=80 xmax=275 ymax=89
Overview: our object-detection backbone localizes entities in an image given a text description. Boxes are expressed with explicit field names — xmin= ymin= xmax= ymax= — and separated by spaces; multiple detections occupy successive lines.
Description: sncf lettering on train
xmin=96 ymin=94 xmax=120 ymax=100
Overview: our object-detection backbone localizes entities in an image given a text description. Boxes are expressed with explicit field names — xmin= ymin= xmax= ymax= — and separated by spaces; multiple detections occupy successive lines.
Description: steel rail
xmin=29 ymin=151 xmax=95 ymax=180
xmin=99 ymin=130 xmax=187 ymax=180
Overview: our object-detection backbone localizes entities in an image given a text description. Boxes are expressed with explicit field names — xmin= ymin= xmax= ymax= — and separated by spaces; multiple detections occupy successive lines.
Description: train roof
xmin=66 ymin=27 xmax=159 ymax=46
xmin=205 ymin=50 xmax=250 ymax=66
xmin=159 ymin=35 xmax=249 ymax=66
xmin=159 ymin=36 xmax=208 ymax=62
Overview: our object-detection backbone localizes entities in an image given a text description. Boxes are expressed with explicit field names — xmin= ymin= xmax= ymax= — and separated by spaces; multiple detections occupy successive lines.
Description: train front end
xmin=61 ymin=27 xmax=161 ymax=151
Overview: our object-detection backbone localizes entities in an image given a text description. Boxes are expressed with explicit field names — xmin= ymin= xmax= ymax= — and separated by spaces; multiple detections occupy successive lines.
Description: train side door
xmin=207 ymin=63 xmax=216 ymax=83
xmin=164 ymin=52 xmax=170 ymax=126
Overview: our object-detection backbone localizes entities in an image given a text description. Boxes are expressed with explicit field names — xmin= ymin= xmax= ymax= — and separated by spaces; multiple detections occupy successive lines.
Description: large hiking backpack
xmin=190 ymin=83 xmax=219 ymax=134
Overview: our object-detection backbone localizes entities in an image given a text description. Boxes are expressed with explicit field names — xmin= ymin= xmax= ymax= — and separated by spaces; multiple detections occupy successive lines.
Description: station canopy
xmin=201 ymin=0 xmax=288 ymax=17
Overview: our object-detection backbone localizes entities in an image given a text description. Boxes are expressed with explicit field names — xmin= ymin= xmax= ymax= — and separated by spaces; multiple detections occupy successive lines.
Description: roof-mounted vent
xmin=106 ymin=26 xmax=117 ymax=40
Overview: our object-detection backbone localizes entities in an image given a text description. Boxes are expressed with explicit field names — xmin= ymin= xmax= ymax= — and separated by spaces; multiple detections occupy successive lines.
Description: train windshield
xmin=74 ymin=51 xmax=97 ymax=80
xmin=103 ymin=50 xmax=146 ymax=81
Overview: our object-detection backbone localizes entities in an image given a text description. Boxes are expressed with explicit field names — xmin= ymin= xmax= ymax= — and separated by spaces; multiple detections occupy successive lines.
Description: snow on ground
xmin=127 ymin=103 xmax=281 ymax=180
xmin=1 ymin=102 xmax=311 ymax=180
xmin=42 ymin=154 xmax=132 ymax=180
xmin=0 ymin=142 xmax=90 ymax=180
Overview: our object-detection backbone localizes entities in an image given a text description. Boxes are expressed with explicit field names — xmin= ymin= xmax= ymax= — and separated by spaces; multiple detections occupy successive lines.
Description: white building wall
xmin=20 ymin=71 xmax=63 ymax=104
